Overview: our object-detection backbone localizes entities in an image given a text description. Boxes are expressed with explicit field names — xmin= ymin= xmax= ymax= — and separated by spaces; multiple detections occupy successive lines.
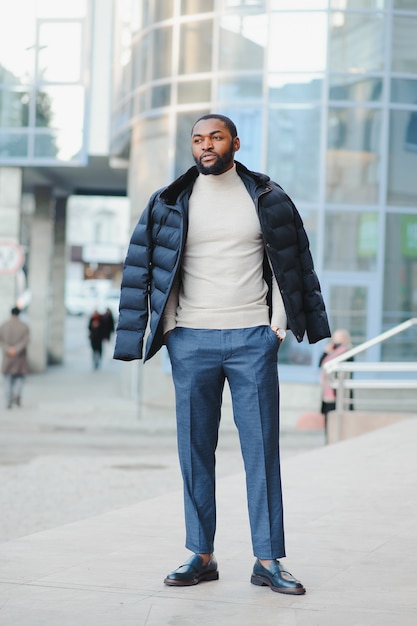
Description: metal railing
xmin=323 ymin=318 xmax=417 ymax=439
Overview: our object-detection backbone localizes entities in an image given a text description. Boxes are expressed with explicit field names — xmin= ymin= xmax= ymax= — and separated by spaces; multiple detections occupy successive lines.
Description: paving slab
xmin=0 ymin=317 xmax=325 ymax=544
xmin=1 ymin=417 xmax=416 ymax=625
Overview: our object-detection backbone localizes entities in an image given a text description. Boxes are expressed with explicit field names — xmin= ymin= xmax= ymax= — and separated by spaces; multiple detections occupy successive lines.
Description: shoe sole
xmin=164 ymin=571 xmax=219 ymax=586
xmin=251 ymin=574 xmax=306 ymax=595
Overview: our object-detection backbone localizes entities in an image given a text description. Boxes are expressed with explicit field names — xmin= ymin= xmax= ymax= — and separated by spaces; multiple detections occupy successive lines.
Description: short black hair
xmin=192 ymin=114 xmax=238 ymax=139
xmin=11 ymin=306 xmax=20 ymax=316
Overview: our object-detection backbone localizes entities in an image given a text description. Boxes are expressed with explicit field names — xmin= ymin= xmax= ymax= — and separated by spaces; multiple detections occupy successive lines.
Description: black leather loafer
xmin=251 ymin=559 xmax=306 ymax=595
xmin=164 ymin=554 xmax=219 ymax=586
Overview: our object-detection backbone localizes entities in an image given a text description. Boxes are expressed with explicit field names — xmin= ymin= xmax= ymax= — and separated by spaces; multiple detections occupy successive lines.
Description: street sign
xmin=0 ymin=240 xmax=25 ymax=275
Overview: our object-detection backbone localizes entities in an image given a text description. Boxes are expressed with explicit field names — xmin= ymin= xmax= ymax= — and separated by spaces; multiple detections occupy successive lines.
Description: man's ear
xmin=234 ymin=137 xmax=240 ymax=152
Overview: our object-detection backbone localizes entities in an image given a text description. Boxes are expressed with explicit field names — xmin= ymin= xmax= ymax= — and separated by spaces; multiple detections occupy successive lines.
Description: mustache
xmin=200 ymin=150 xmax=218 ymax=160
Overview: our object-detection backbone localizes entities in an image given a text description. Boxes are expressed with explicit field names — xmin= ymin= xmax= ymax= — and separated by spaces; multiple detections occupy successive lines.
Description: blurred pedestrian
xmin=101 ymin=307 xmax=115 ymax=342
xmin=319 ymin=328 xmax=353 ymax=437
xmin=88 ymin=310 xmax=104 ymax=369
xmin=0 ymin=306 xmax=30 ymax=409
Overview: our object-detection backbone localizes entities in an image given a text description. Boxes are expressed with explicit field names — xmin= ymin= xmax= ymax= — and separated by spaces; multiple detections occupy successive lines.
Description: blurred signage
xmin=82 ymin=243 xmax=124 ymax=263
xmin=358 ymin=212 xmax=378 ymax=258
xmin=401 ymin=215 xmax=417 ymax=258
xmin=0 ymin=240 xmax=25 ymax=275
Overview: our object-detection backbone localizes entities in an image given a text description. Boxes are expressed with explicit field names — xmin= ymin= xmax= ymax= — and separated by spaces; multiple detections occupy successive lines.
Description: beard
xmin=193 ymin=143 xmax=235 ymax=175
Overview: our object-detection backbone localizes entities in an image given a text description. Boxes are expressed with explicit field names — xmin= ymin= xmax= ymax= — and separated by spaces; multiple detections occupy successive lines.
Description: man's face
xmin=191 ymin=118 xmax=240 ymax=175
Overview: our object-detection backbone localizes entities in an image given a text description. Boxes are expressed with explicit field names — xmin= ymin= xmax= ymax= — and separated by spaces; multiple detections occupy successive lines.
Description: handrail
xmin=323 ymin=317 xmax=417 ymax=374
xmin=329 ymin=362 xmax=417 ymax=372
xmin=322 ymin=317 xmax=417 ymax=442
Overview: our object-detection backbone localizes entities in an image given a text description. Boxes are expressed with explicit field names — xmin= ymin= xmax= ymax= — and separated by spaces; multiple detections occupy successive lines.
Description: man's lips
xmin=201 ymin=153 xmax=217 ymax=162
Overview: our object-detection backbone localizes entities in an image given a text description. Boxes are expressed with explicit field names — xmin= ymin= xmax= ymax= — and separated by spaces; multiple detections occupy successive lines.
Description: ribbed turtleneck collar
xmin=195 ymin=163 xmax=238 ymax=188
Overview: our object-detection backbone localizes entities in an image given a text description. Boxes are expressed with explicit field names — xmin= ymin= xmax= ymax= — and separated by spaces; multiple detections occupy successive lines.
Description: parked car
xmin=65 ymin=280 xmax=119 ymax=317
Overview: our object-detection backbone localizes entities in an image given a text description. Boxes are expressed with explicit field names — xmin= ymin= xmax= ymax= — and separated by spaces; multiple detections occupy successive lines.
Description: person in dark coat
xmin=101 ymin=307 xmax=115 ymax=342
xmin=88 ymin=310 xmax=104 ymax=369
xmin=114 ymin=114 xmax=331 ymax=594
xmin=0 ymin=306 xmax=30 ymax=408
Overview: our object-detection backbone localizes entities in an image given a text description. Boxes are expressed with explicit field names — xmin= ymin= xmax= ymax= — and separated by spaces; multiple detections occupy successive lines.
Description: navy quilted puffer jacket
xmin=114 ymin=162 xmax=330 ymax=362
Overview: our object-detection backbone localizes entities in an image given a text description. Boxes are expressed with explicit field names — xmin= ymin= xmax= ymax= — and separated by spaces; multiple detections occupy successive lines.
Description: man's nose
xmin=202 ymin=137 xmax=214 ymax=150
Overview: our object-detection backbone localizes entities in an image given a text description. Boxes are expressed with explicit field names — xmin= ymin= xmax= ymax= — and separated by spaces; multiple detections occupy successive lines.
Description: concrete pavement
xmin=0 ymin=318 xmax=416 ymax=624
xmin=0 ymin=316 xmax=324 ymax=543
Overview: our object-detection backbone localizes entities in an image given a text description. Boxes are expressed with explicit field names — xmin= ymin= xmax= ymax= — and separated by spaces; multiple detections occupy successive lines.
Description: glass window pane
xmin=330 ymin=0 xmax=387 ymax=7
xmin=387 ymin=110 xmax=417 ymax=207
xmin=328 ymin=285 xmax=368 ymax=348
xmin=324 ymin=211 xmax=378 ymax=271
xmin=268 ymin=107 xmax=321 ymax=202
xmin=178 ymin=80 xmax=211 ymax=104
xmin=392 ymin=16 xmax=417 ymax=74
xmin=0 ymin=90 xmax=30 ymax=127
xmin=0 ymin=132 xmax=28 ymax=158
xmin=301 ymin=209 xmax=319 ymax=260
xmin=269 ymin=13 xmax=327 ymax=73
xmin=220 ymin=15 xmax=266 ymax=71
xmin=179 ymin=20 xmax=213 ymax=74
xmin=393 ymin=0 xmax=417 ymax=10
xmin=139 ymin=1 xmax=152 ymax=29
xmin=34 ymin=129 xmax=83 ymax=161
xmin=35 ymin=86 xmax=84 ymax=131
xmin=111 ymin=100 xmax=133 ymax=158
xmin=134 ymin=115 xmax=171 ymax=206
xmin=154 ymin=0 xmax=174 ymax=21
xmin=272 ymin=0 xmax=327 ymax=7
xmin=153 ymin=27 xmax=173 ymax=80
xmin=37 ymin=0 xmax=87 ymax=18
xmin=218 ymin=75 xmax=263 ymax=101
xmin=175 ymin=111 xmax=208 ymax=177
xmin=326 ymin=107 xmax=381 ymax=204
xmin=133 ymin=34 xmax=151 ymax=87
xmin=329 ymin=75 xmax=383 ymax=102
xmin=38 ymin=22 xmax=82 ymax=82
xmin=0 ymin=8 xmax=36 ymax=84
xmin=181 ymin=0 xmax=214 ymax=13
xmin=225 ymin=0 xmax=266 ymax=8
xmin=329 ymin=12 xmax=385 ymax=73
xmin=33 ymin=131 xmax=59 ymax=158
xmin=391 ymin=79 xmax=417 ymax=105
xmin=383 ymin=213 xmax=417 ymax=360
xmin=269 ymin=74 xmax=323 ymax=103
xmin=222 ymin=107 xmax=262 ymax=170
xmin=151 ymin=84 xmax=171 ymax=108
xmin=133 ymin=90 xmax=147 ymax=116
xmin=279 ymin=331 xmax=314 ymax=366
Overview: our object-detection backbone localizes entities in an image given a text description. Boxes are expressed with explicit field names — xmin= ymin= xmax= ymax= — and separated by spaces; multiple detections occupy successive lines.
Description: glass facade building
xmin=0 ymin=0 xmax=128 ymax=372
xmin=112 ymin=0 xmax=417 ymax=380
xmin=109 ymin=1 xmax=416 ymax=379
xmin=2 ymin=1 xmax=415 ymax=380
xmin=0 ymin=0 xmax=89 ymax=164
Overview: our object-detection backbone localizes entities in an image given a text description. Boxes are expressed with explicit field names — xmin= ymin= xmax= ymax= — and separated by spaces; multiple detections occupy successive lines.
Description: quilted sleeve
xmin=113 ymin=195 xmax=155 ymax=360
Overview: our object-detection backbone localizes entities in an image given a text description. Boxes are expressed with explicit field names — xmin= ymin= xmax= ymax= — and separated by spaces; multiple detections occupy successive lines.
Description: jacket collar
xmin=159 ymin=161 xmax=271 ymax=205
xmin=159 ymin=167 xmax=198 ymax=205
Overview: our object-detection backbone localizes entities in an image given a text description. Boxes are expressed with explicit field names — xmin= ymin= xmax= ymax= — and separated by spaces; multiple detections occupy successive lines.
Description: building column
xmin=27 ymin=186 xmax=54 ymax=372
xmin=0 ymin=167 xmax=23 ymax=323
xmin=48 ymin=196 xmax=68 ymax=364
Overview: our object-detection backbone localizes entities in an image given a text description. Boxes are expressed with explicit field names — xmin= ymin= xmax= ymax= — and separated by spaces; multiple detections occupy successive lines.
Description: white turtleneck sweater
xmin=163 ymin=164 xmax=287 ymax=332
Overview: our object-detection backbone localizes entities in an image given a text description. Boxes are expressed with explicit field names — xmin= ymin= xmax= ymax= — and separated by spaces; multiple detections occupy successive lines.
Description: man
xmin=114 ymin=114 xmax=330 ymax=594
xmin=0 ymin=307 xmax=30 ymax=409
